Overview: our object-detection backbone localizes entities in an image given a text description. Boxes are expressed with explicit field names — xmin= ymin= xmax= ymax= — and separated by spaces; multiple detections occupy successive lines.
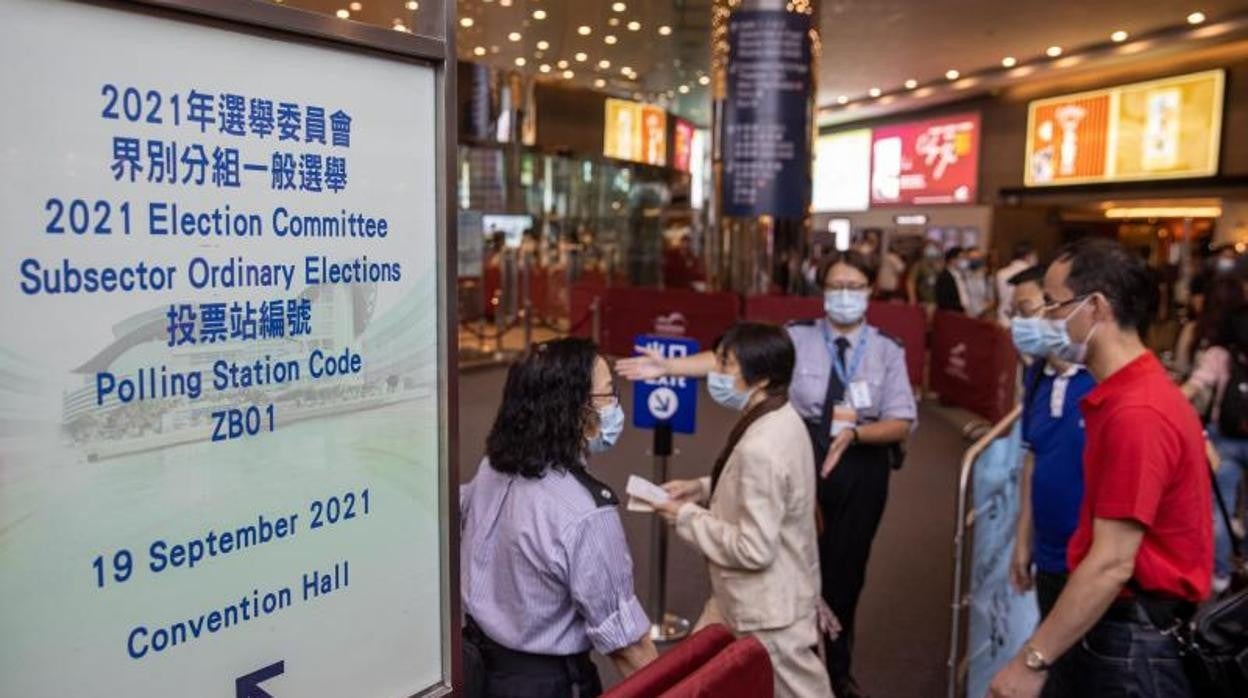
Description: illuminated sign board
xmin=1024 ymin=70 xmax=1224 ymax=186
xmin=604 ymin=98 xmax=667 ymax=166
xmin=813 ymin=128 xmax=871 ymax=212
xmin=871 ymin=112 xmax=980 ymax=206
xmin=673 ymin=118 xmax=695 ymax=173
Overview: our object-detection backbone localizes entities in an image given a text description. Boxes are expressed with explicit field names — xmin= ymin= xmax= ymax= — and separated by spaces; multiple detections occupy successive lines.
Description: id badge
xmin=849 ymin=381 xmax=872 ymax=410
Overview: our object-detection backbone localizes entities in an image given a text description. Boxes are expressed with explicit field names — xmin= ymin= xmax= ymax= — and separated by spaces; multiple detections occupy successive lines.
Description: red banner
xmin=743 ymin=296 xmax=927 ymax=386
xmin=929 ymin=311 xmax=1018 ymax=423
xmin=585 ymin=287 xmax=740 ymax=356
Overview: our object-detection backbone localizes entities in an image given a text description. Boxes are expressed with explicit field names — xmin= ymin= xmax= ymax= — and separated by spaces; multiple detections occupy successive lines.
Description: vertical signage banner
xmin=721 ymin=10 xmax=812 ymax=218
xmin=0 ymin=1 xmax=444 ymax=696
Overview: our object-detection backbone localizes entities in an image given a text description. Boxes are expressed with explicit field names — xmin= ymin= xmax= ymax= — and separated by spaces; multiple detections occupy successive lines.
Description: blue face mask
xmin=708 ymin=371 xmax=753 ymax=411
xmin=824 ymin=290 xmax=869 ymax=325
xmin=1010 ymin=297 xmax=1097 ymax=363
xmin=588 ymin=403 xmax=625 ymax=454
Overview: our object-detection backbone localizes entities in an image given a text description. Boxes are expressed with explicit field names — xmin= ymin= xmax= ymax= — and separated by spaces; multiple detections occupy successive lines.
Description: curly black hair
xmin=486 ymin=337 xmax=600 ymax=478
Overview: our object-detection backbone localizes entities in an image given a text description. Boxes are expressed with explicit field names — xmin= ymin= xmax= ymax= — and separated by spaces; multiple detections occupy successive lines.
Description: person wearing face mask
xmin=997 ymin=243 xmax=1040 ymax=327
xmin=988 ymin=239 xmax=1212 ymax=698
xmin=1005 ymin=264 xmax=1096 ymax=698
xmin=617 ymin=250 xmax=917 ymax=698
xmin=460 ymin=338 xmax=657 ymax=698
xmin=650 ymin=322 xmax=832 ymax=698
xmin=963 ymin=249 xmax=994 ymax=318
xmin=936 ymin=246 xmax=971 ymax=313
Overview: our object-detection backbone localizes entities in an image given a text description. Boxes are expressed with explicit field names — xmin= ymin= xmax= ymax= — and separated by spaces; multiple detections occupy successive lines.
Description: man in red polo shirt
xmin=989 ymin=238 xmax=1212 ymax=698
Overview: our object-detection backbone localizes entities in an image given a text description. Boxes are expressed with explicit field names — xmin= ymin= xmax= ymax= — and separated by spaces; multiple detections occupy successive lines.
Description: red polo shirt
xmin=1068 ymin=351 xmax=1212 ymax=602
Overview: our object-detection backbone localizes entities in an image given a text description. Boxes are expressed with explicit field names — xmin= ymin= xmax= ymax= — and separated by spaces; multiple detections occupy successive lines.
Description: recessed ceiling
xmin=265 ymin=1 xmax=1246 ymax=130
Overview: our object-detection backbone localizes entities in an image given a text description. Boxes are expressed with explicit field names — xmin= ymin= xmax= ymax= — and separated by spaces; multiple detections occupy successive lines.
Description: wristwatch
xmin=1023 ymin=644 xmax=1051 ymax=672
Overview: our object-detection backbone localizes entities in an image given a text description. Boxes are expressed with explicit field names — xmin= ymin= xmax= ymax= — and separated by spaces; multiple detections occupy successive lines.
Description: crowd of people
xmin=457 ymin=236 xmax=1244 ymax=698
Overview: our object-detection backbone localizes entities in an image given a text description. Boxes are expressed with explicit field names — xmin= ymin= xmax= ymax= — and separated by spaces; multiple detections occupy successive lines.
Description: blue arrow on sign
xmin=236 ymin=660 xmax=284 ymax=698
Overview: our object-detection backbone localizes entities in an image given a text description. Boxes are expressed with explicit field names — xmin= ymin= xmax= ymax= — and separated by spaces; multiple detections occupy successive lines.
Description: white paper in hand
xmin=626 ymin=474 xmax=670 ymax=503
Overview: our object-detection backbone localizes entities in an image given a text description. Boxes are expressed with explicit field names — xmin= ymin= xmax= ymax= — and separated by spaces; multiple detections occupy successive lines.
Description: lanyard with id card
xmin=824 ymin=325 xmax=871 ymax=436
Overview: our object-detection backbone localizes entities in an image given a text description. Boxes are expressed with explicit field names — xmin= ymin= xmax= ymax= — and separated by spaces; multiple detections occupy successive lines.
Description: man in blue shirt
xmin=1006 ymin=265 xmax=1095 ymax=696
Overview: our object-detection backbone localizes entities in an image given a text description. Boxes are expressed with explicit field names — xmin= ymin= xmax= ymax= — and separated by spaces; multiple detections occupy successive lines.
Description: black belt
xmin=464 ymin=616 xmax=594 ymax=678
xmin=1103 ymin=594 xmax=1195 ymax=631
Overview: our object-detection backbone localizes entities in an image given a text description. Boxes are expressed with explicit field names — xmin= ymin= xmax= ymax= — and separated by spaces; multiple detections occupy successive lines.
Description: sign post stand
xmin=647 ymin=423 xmax=690 ymax=643
xmin=631 ymin=334 xmax=699 ymax=644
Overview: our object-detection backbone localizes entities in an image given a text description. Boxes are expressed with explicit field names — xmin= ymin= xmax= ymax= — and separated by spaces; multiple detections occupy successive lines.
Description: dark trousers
xmin=463 ymin=618 xmax=602 ymax=698
xmin=1066 ymin=604 xmax=1193 ymax=698
xmin=1035 ymin=571 xmax=1072 ymax=698
xmin=816 ymin=443 xmax=892 ymax=686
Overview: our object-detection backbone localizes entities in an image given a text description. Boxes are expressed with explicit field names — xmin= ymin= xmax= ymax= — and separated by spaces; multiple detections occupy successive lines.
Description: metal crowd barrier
xmin=946 ymin=404 xmax=1028 ymax=698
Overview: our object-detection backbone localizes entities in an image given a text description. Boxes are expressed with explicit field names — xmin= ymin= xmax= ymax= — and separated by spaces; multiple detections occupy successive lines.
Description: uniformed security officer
xmin=618 ymin=250 xmax=917 ymax=698
xmin=461 ymin=338 xmax=658 ymax=698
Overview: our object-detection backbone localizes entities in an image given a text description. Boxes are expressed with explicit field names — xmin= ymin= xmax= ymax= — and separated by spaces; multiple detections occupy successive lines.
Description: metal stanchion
xmin=648 ymin=423 xmax=691 ymax=643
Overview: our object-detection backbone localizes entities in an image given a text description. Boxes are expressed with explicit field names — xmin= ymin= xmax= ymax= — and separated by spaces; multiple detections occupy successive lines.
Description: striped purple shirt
xmin=460 ymin=459 xmax=650 ymax=656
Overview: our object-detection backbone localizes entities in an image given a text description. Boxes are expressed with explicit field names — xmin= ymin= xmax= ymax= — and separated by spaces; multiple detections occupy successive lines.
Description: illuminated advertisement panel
xmin=870 ymin=112 xmax=980 ymax=206
xmin=813 ymin=128 xmax=871 ymax=212
xmin=604 ymin=98 xmax=667 ymax=166
xmin=1025 ymin=70 xmax=1224 ymax=186
xmin=673 ymin=118 xmax=695 ymax=173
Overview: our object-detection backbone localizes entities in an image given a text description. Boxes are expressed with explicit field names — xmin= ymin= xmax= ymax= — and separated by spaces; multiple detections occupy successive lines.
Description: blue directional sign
xmin=632 ymin=335 xmax=699 ymax=434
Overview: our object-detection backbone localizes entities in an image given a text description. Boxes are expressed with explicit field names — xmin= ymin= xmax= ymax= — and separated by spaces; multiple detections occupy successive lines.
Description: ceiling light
xmin=539 ymin=64 xmax=551 ymax=73
xmin=1046 ymin=45 xmax=1062 ymax=57
xmin=837 ymin=95 xmax=848 ymax=105
xmin=658 ymin=25 xmax=672 ymax=36
xmin=628 ymin=21 xmax=641 ymax=31
xmin=620 ymin=65 xmax=632 ymax=74
xmin=679 ymin=85 xmax=690 ymax=94
xmin=473 ymin=46 xmax=485 ymax=56
xmin=532 ymin=9 xmax=546 ymax=20
xmin=595 ymin=78 xmax=607 ymax=88
xmin=868 ymin=87 xmax=881 ymax=97
xmin=575 ymin=52 xmax=587 ymax=62
xmin=699 ymin=75 xmax=710 ymax=85
xmin=904 ymin=79 xmax=918 ymax=89
xmin=459 ymin=17 xmax=473 ymax=27
xmin=393 ymin=24 xmax=408 ymax=32
xmin=508 ymin=31 xmax=522 ymax=41
xmin=557 ymin=60 xmax=568 ymax=69
xmin=1111 ymin=30 xmax=1129 ymax=42
xmin=599 ymin=59 xmax=611 ymax=69
xmin=515 ymin=57 xmax=527 ymax=67
xmin=499 ymin=0 xmax=511 ymax=6
xmin=1001 ymin=56 xmax=1016 ymax=68
xmin=604 ymin=35 xmax=618 ymax=45
xmin=578 ymin=25 xmax=592 ymax=36
xmin=335 ymin=9 xmax=349 ymax=19
xmin=536 ymin=40 xmax=549 ymax=50
xmin=613 ymin=2 xmax=627 ymax=10
xmin=945 ymin=69 xmax=960 ymax=80
xmin=1187 ymin=11 xmax=1206 ymax=25
xmin=405 ymin=1 xmax=419 ymax=9
xmin=348 ymin=1 xmax=362 ymax=9
xmin=563 ymin=69 xmax=575 ymax=79
xmin=609 ymin=18 xmax=620 ymax=27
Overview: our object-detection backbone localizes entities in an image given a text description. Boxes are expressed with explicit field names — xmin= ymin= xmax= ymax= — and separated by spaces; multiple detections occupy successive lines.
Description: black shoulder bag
xmin=1178 ymin=467 xmax=1248 ymax=697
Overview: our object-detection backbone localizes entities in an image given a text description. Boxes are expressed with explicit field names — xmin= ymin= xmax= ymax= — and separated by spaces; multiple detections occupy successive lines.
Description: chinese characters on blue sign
xmin=631 ymin=335 xmax=699 ymax=435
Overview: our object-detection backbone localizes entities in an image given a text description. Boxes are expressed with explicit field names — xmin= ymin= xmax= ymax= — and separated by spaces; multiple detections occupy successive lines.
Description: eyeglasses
xmin=590 ymin=386 xmax=620 ymax=407
xmin=1006 ymin=301 xmax=1045 ymax=320
xmin=1040 ymin=294 xmax=1091 ymax=317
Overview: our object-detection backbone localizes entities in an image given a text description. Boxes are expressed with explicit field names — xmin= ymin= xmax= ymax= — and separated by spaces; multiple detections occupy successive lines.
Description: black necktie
xmin=835 ymin=337 xmax=851 ymax=380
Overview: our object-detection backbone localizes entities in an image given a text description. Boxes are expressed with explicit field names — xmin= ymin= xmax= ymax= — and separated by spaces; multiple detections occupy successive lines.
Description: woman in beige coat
xmin=653 ymin=322 xmax=833 ymax=698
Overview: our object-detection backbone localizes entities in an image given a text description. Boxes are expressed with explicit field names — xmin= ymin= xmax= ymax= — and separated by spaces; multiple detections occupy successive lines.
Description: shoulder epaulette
xmin=567 ymin=465 xmax=618 ymax=508
xmin=874 ymin=328 xmax=905 ymax=348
